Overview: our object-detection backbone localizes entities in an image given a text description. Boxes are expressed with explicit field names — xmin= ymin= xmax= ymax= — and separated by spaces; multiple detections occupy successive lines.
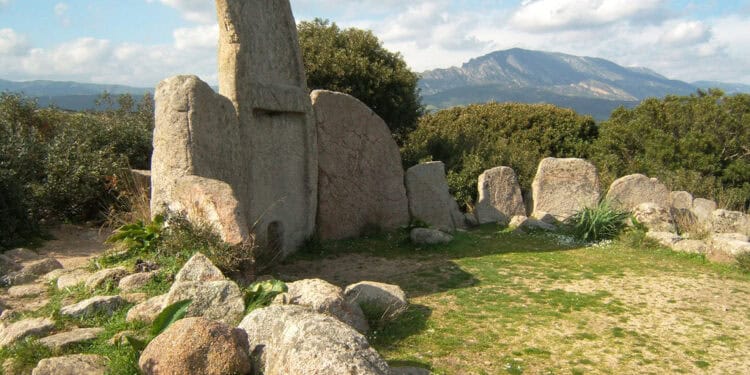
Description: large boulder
xmin=174 ymin=252 xmax=225 ymax=283
xmin=344 ymin=281 xmax=408 ymax=320
xmin=475 ymin=166 xmax=526 ymax=224
xmin=711 ymin=209 xmax=750 ymax=235
xmin=530 ymin=158 xmax=601 ymax=221
xmin=691 ymin=198 xmax=717 ymax=228
xmin=238 ymin=305 xmax=390 ymax=375
xmin=273 ymin=278 xmax=369 ymax=333
xmin=606 ymin=174 xmax=670 ymax=211
xmin=670 ymin=191 xmax=693 ymax=211
xmin=312 ymin=90 xmax=410 ymax=240
xmin=405 ymin=162 xmax=465 ymax=232
xmin=632 ymin=203 xmax=676 ymax=233
xmin=139 ymin=317 xmax=251 ymax=375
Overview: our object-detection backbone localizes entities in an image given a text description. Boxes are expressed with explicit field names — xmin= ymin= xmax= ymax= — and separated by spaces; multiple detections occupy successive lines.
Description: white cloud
xmin=0 ymin=0 xmax=10 ymax=8
xmin=0 ymin=28 xmax=28 ymax=56
xmin=659 ymin=21 xmax=711 ymax=46
xmin=173 ymin=24 xmax=218 ymax=50
xmin=150 ymin=0 xmax=214 ymax=24
xmin=54 ymin=2 xmax=71 ymax=26
xmin=510 ymin=0 xmax=665 ymax=31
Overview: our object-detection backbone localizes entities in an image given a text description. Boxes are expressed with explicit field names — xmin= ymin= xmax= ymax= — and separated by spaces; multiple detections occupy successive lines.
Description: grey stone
xmin=531 ymin=158 xmax=601 ymax=221
xmin=633 ymin=203 xmax=676 ymax=233
xmin=238 ymin=305 xmax=390 ymax=375
xmin=670 ymin=191 xmax=693 ymax=210
xmin=312 ymin=90 xmax=409 ymax=240
xmin=164 ymin=281 xmax=245 ymax=325
xmin=126 ymin=294 xmax=167 ymax=324
xmin=42 ymin=268 xmax=69 ymax=282
xmin=713 ymin=233 xmax=749 ymax=242
xmin=672 ymin=239 xmax=708 ymax=254
xmin=85 ymin=267 xmax=128 ymax=290
xmin=464 ymin=212 xmax=479 ymax=227
xmin=8 ymin=283 xmax=47 ymax=298
xmin=405 ymin=162 xmax=464 ymax=232
xmin=344 ymin=281 xmax=408 ymax=320
xmin=273 ymin=278 xmax=369 ymax=333
xmin=139 ymin=317 xmax=250 ymax=375
xmin=154 ymin=0 xmax=317 ymax=257
xmin=515 ymin=217 xmax=557 ymax=232
xmin=57 ymin=269 xmax=92 ymax=290
xmin=22 ymin=258 xmax=63 ymax=277
xmin=691 ymin=198 xmax=717 ymax=227
xmin=60 ymin=295 xmax=124 ymax=318
xmin=508 ymin=215 xmax=529 ymax=229
xmin=475 ymin=166 xmax=526 ymax=225
xmin=533 ymin=211 xmax=559 ymax=225
xmin=0 ymin=317 xmax=55 ymax=348
xmin=130 ymin=169 xmax=151 ymax=193
xmin=710 ymin=235 xmax=750 ymax=257
xmin=0 ymin=254 xmax=21 ymax=277
xmin=410 ymin=228 xmax=454 ymax=245
xmin=31 ymin=354 xmax=106 ymax=375
xmin=711 ymin=209 xmax=749 ymax=235
xmin=38 ymin=328 xmax=104 ymax=350
xmin=646 ymin=231 xmax=683 ymax=247
xmin=120 ymin=292 xmax=148 ymax=304
xmin=174 ymin=252 xmax=225 ymax=283
xmin=118 ymin=271 xmax=158 ymax=292
xmin=4 ymin=248 xmax=39 ymax=262
xmin=606 ymin=174 xmax=670 ymax=211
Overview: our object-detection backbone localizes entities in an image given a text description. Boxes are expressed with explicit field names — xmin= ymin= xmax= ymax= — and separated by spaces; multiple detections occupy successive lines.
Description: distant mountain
xmin=419 ymin=48 xmax=727 ymax=120
xmin=692 ymin=81 xmax=750 ymax=94
xmin=0 ymin=79 xmax=154 ymax=111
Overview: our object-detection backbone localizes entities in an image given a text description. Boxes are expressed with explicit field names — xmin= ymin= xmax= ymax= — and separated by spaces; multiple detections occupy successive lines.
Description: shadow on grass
xmin=369 ymin=304 xmax=432 ymax=353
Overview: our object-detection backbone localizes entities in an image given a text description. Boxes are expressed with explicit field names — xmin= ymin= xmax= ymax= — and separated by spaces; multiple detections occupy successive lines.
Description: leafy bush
xmin=106 ymin=215 xmax=165 ymax=255
xmin=401 ymin=102 xmax=598 ymax=207
xmin=244 ymin=279 xmax=287 ymax=314
xmin=565 ymin=201 xmax=630 ymax=242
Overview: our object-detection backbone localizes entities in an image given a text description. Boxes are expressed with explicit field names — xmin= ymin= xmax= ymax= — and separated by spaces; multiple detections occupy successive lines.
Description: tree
xmin=297 ymin=18 xmax=422 ymax=141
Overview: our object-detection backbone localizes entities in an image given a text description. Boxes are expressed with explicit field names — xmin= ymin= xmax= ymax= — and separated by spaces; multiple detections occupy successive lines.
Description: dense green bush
xmin=401 ymin=102 xmax=598 ymax=207
xmin=565 ymin=201 xmax=630 ymax=242
xmin=593 ymin=90 xmax=750 ymax=210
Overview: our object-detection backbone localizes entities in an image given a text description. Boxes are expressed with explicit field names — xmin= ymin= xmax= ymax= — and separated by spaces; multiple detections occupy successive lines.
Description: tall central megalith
xmin=151 ymin=0 xmax=317 ymax=256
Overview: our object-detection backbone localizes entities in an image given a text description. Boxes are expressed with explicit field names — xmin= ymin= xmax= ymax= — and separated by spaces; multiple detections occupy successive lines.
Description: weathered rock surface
xmin=32 ymin=354 xmax=106 ymax=375
xmin=273 ymin=278 xmax=369 ymax=333
xmin=57 ymin=269 xmax=92 ymax=290
xmin=672 ymin=239 xmax=708 ymax=254
xmin=238 ymin=305 xmax=390 ymax=375
xmin=711 ymin=209 xmax=750 ymax=235
xmin=139 ymin=317 xmax=250 ymax=375
xmin=670 ymin=191 xmax=693 ymax=210
xmin=0 ymin=317 xmax=55 ymax=348
xmin=531 ymin=158 xmax=601 ymax=221
xmin=171 ymin=175 xmax=251 ymax=246
xmin=633 ymin=203 xmax=676 ymax=233
xmin=38 ymin=328 xmax=104 ymax=350
xmin=118 ymin=271 xmax=158 ymax=292
xmin=509 ymin=215 xmax=529 ymax=229
xmin=8 ymin=283 xmax=47 ymax=298
xmin=646 ymin=232 xmax=683 ymax=248
xmin=126 ymin=294 xmax=167 ymax=323
xmin=312 ymin=90 xmax=409 ymax=240
xmin=174 ymin=252 xmax=225 ymax=283
xmin=23 ymin=258 xmax=63 ymax=276
xmin=4 ymin=248 xmax=39 ymax=262
xmin=691 ymin=198 xmax=717 ymax=227
xmin=410 ymin=228 xmax=454 ymax=245
xmin=606 ymin=174 xmax=670 ymax=211
xmin=475 ymin=166 xmax=526 ymax=224
xmin=60 ymin=295 xmax=124 ymax=318
xmin=85 ymin=267 xmax=128 ymax=290
xmin=344 ymin=281 xmax=408 ymax=319
xmin=512 ymin=216 xmax=557 ymax=232
xmin=164 ymin=281 xmax=245 ymax=325
xmin=405 ymin=162 xmax=465 ymax=232
xmin=710 ymin=236 xmax=750 ymax=257
xmin=0 ymin=254 xmax=21 ymax=276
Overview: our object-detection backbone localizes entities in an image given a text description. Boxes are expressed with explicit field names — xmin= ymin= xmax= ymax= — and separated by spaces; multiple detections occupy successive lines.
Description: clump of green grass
xmin=565 ymin=201 xmax=630 ymax=242
xmin=736 ymin=253 xmax=750 ymax=273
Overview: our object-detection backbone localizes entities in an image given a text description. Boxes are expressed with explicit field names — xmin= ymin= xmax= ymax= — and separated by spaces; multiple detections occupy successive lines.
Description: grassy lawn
xmin=277 ymin=226 xmax=750 ymax=374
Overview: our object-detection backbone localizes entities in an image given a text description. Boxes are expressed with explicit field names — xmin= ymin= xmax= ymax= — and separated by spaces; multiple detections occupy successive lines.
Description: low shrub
xmin=565 ymin=201 xmax=630 ymax=242
xmin=737 ymin=253 xmax=750 ymax=273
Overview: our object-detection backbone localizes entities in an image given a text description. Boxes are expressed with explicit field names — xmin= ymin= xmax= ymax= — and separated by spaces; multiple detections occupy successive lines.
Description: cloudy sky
xmin=1 ymin=0 xmax=748 ymax=87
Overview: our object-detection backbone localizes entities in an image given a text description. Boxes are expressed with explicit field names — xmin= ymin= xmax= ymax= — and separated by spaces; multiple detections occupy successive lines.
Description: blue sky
xmin=1 ymin=0 xmax=749 ymax=87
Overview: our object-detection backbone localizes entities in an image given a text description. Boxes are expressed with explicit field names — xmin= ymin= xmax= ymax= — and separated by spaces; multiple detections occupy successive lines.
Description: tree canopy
xmin=297 ymin=18 xmax=422 ymax=141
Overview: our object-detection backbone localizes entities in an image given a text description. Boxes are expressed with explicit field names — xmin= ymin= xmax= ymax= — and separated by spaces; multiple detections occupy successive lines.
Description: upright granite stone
xmin=405 ymin=162 xmax=465 ymax=232
xmin=606 ymin=174 xmax=670 ymax=211
xmin=152 ymin=0 xmax=317 ymax=256
xmin=531 ymin=158 xmax=601 ymax=221
xmin=311 ymin=90 xmax=409 ymax=240
xmin=475 ymin=166 xmax=526 ymax=225
xmin=670 ymin=191 xmax=693 ymax=211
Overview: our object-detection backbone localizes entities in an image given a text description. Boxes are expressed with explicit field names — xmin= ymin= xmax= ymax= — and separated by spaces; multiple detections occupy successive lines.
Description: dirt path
xmin=35 ymin=224 xmax=112 ymax=268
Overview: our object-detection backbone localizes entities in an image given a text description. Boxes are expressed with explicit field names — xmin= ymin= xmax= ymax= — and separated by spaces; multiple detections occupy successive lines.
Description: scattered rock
xmin=0 ymin=317 xmax=55 ymax=348
xmin=118 ymin=271 xmax=158 ymax=292
xmin=273 ymin=278 xmax=369 ymax=333
xmin=165 ymin=280 xmax=245 ymax=325
xmin=174 ymin=253 xmax=225 ymax=283
xmin=8 ymin=283 xmax=47 ymax=298
xmin=633 ymin=203 xmax=676 ymax=233
xmin=531 ymin=158 xmax=601 ymax=221
xmin=4 ymin=248 xmax=40 ymax=262
xmin=670 ymin=191 xmax=693 ymax=210
xmin=60 ymin=295 xmax=125 ymax=318
xmin=533 ymin=211 xmax=559 ymax=225
xmin=344 ymin=281 xmax=408 ymax=320
xmin=672 ymin=239 xmax=708 ymax=254
xmin=0 ymin=254 xmax=21 ymax=277
xmin=22 ymin=258 xmax=63 ymax=276
xmin=57 ymin=269 xmax=93 ymax=290
xmin=410 ymin=228 xmax=453 ymax=245
xmin=646 ymin=232 xmax=683 ymax=247
xmin=711 ymin=209 xmax=750 ymax=235
xmin=85 ymin=267 xmax=128 ymax=290
xmin=31 ymin=354 xmax=106 ymax=375
xmin=514 ymin=217 xmax=557 ymax=232
xmin=38 ymin=328 xmax=104 ymax=350
xmin=139 ymin=317 xmax=250 ymax=375
xmin=313 ymin=90 xmax=410 ymax=240
xmin=0 ymin=271 xmax=36 ymax=287
xmin=126 ymin=294 xmax=167 ymax=323
xmin=42 ymin=268 xmax=70 ymax=282
xmin=606 ymin=174 xmax=670 ymax=211
xmin=710 ymin=236 xmax=750 ymax=257
xmin=405 ymin=162 xmax=465 ymax=232
xmin=120 ymin=292 xmax=148 ymax=304
xmin=475 ymin=166 xmax=526 ymax=225
xmin=238 ymin=305 xmax=390 ymax=375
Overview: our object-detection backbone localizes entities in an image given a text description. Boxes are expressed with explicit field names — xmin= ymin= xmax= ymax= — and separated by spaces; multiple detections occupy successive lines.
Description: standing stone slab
xmin=405 ymin=162 xmax=464 ymax=232
xmin=531 ymin=158 xmax=601 ymax=221
xmin=606 ymin=174 xmax=670 ymax=211
xmin=475 ymin=166 xmax=526 ymax=225
xmin=312 ymin=90 xmax=409 ymax=240
xmin=670 ymin=191 xmax=693 ymax=211
xmin=692 ymin=198 xmax=717 ymax=225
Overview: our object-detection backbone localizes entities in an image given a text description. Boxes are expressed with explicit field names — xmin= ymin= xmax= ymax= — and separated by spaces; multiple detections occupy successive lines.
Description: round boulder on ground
xmin=344 ymin=281 xmax=408 ymax=320
xmin=410 ymin=228 xmax=453 ymax=245
xmin=606 ymin=174 xmax=670 ymax=211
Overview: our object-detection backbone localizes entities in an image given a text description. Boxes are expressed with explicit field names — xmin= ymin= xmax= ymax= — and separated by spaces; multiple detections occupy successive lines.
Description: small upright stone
xmin=344 ymin=281 xmax=408 ymax=320
xmin=410 ymin=228 xmax=453 ymax=245
xmin=531 ymin=158 xmax=601 ymax=221
xmin=475 ymin=166 xmax=526 ymax=225
xmin=174 ymin=253 xmax=225 ymax=283
xmin=606 ymin=174 xmax=670 ymax=211
xmin=405 ymin=162 xmax=465 ymax=232
xmin=691 ymin=198 xmax=717 ymax=225
xmin=670 ymin=191 xmax=693 ymax=211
